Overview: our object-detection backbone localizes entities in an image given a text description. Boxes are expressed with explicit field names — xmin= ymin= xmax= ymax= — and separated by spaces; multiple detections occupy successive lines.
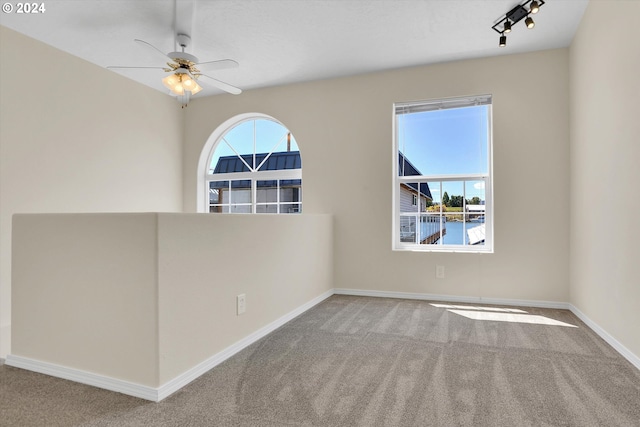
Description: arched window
xmin=199 ymin=114 xmax=302 ymax=214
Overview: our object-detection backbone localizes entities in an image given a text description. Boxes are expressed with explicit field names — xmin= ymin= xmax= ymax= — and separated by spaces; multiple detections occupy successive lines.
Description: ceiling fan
xmin=108 ymin=33 xmax=242 ymax=106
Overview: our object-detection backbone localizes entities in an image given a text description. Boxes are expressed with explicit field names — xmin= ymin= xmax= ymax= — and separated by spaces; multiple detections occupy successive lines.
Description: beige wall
xmin=157 ymin=213 xmax=333 ymax=384
xmin=10 ymin=213 xmax=333 ymax=388
xmin=0 ymin=27 xmax=184 ymax=357
xmin=184 ymin=49 xmax=571 ymax=303
xmin=11 ymin=214 xmax=160 ymax=386
xmin=569 ymin=1 xmax=640 ymax=358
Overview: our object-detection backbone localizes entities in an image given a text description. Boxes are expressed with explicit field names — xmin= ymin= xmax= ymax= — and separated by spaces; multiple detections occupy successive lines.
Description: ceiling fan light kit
xmin=107 ymin=32 xmax=241 ymax=107
xmin=491 ymin=0 xmax=545 ymax=47
xmin=162 ymin=68 xmax=203 ymax=97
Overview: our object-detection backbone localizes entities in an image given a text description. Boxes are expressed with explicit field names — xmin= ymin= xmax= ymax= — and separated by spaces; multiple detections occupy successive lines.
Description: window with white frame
xmin=393 ymin=95 xmax=493 ymax=252
xmin=204 ymin=117 xmax=302 ymax=214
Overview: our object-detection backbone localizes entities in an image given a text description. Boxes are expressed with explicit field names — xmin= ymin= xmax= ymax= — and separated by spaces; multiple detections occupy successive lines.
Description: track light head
xmin=525 ymin=16 xmax=535 ymax=28
xmin=499 ymin=35 xmax=507 ymax=47
xmin=504 ymin=20 xmax=512 ymax=33
xmin=530 ymin=0 xmax=540 ymax=14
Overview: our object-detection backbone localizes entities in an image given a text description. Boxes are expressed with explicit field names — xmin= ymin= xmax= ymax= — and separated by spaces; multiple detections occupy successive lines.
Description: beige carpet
xmin=1 ymin=295 xmax=639 ymax=426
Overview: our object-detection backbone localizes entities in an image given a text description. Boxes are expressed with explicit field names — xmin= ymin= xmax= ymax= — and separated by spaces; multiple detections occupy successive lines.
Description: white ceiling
xmin=1 ymin=0 xmax=589 ymax=98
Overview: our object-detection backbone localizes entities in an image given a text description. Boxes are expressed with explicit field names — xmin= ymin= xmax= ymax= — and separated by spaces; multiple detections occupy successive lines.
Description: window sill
xmin=393 ymin=246 xmax=493 ymax=254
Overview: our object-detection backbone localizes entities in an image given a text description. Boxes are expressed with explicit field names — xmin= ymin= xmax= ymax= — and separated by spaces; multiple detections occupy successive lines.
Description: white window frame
xmin=207 ymin=169 xmax=302 ymax=214
xmin=392 ymin=95 xmax=494 ymax=253
xmin=197 ymin=113 xmax=302 ymax=214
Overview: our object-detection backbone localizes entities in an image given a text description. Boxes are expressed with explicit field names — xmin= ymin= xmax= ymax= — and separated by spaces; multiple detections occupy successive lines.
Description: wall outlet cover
xmin=237 ymin=294 xmax=246 ymax=315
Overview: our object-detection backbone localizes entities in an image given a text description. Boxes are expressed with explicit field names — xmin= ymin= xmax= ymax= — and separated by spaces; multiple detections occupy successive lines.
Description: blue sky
xmin=397 ymin=105 xmax=489 ymax=202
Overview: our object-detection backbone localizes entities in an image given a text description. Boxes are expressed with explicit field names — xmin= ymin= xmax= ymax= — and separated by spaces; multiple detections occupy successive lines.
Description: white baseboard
xmin=5 ymin=289 xmax=334 ymax=402
xmin=334 ymin=288 xmax=570 ymax=310
xmin=5 ymin=354 xmax=159 ymax=401
xmin=155 ymin=289 xmax=334 ymax=401
xmin=569 ymin=304 xmax=640 ymax=371
xmin=5 ymin=288 xmax=638 ymax=403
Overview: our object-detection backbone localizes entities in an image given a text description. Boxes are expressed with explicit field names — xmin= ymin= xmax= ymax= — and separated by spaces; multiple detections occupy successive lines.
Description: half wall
xmin=8 ymin=213 xmax=333 ymax=400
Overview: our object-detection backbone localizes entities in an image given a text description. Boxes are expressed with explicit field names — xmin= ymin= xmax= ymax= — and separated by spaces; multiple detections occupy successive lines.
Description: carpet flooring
xmin=1 ymin=295 xmax=639 ymax=426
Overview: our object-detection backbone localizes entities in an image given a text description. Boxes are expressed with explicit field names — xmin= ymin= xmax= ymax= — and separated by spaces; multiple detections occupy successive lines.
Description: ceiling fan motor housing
xmin=168 ymin=51 xmax=199 ymax=64
xmin=168 ymin=34 xmax=199 ymax=64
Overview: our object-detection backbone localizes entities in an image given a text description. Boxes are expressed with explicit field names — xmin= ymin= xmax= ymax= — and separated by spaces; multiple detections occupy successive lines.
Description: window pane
xmin=280 ymin=181 xmax=301 ymax=203
xmin=400 ymin=183 xmax=420 ymax=213
xmin=465 ymin=180 xmax=486 ymax=223
xmin=209 ymin=140 xmax=239 ymax=173
xmin=256 ymin=204 xmax=278 ymax=214
xmin=230 ymin=205 xmax=251 ymax=214
xmin=427 ymin=181 xmax=441 ymax=206
xmin=230 ymin=180 xmax=251 ymax=204
xmin=281 ymin=203 xmax=301 ymax=214
xmin=210 ymin=205 xmax=229 ymax=213
xmin=418 ymin=213 xmax=445 ymax=245
xmin=255 ymin=120 xmax=297 ymax=154
xmin=218 ymin=121 xmax=255 ymax=169
xmin=397 ymin=105 xmax=489 ymax=176
xmin=441 ymin=215 xmax=465 ymax=245
xmin=466 ymin=221 xmax=486 ymax=246
xmin=209 ymin=180 xmax=229 ymax=206
xmin=257 ymin=180 xmax=278 ymax=203
xmin=400 ymin=215 xmax=417 ymax=243
xmin=441 ymin=181 xmax=464 ymax=210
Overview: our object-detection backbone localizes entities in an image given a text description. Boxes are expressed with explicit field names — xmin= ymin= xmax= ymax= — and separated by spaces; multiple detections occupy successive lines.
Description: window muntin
xmin=393 ymin=95 xmax=493 ymax=252
xmin=205 ymin=118 xmax=302 ymax=214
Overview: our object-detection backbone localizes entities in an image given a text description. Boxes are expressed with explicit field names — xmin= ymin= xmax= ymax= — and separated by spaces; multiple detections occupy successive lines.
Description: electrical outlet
xmin=237 ymin=294 xmax=246 ymax=315
xmin=436 ymin=265 xmax=445 ymax=279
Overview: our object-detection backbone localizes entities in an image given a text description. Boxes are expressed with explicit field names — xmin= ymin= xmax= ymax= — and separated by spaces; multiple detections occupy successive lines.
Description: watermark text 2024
xmin=2 ymin=3 xmax=46 ymax=14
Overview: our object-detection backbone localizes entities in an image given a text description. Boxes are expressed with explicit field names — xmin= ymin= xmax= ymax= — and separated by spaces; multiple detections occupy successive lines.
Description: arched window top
xmin=198 ymin=114 xmax=302 ymax=214
xmin=208 ymin=118 xmax=300 ymax=174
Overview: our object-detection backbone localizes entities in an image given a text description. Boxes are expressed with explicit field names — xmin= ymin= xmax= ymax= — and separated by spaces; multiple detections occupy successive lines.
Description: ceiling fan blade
xmin=134 ymin=39 xmax=171 ymax=62
xmin=200 ymin=74 xmax=242 ymax=95
xmin=196 ymin=59 xmax=239 ymax=72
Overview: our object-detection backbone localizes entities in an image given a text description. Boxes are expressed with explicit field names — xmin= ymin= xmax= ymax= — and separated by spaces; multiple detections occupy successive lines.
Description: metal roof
xmin=213 ymin=151 xmax=301 ymax=174
xmin=398 ymin=152 xmax=433 ymax=200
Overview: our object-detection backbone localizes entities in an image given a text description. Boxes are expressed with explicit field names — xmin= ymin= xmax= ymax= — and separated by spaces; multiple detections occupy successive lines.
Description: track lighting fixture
xmin=491 ymin=0 xmax=545 ymax=47
xmin=530 ymin=0 xmax=540 ymax=14
xmin=525 ymin=16 xmax=535 ymax=28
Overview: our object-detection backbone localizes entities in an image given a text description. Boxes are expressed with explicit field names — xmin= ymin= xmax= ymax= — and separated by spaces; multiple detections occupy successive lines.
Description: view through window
xmin=206 ymin=118 xmax=302 ymax=214
xmin=393 ymin=95 xmax=493 ymax=252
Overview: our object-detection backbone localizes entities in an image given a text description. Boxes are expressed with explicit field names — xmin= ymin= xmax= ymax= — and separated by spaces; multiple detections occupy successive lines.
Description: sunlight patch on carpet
xmin=430 ymin=303 xmax=527 ymax=313
xmin=447 ymin=309 xmax=578 ymax=327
